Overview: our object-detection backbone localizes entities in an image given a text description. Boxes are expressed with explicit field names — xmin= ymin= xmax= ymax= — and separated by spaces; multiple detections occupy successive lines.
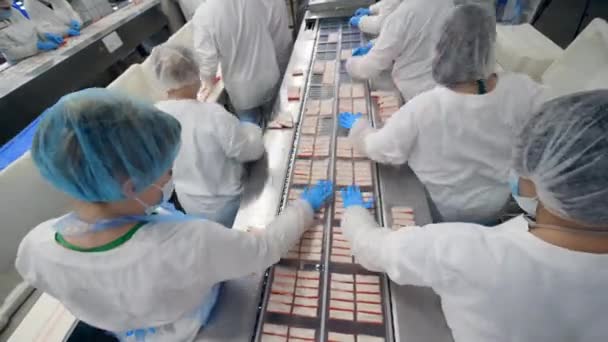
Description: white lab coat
xmin=358 ymin=0 xmax=402 ymax=36
xmin=346 ymin=0 xmax=453 ymax=101
xmin=155 ymin=100 xmax=264 ymax=217
xmin=0 ymin=9 xmax=41 ymax=62
xmin=24 ymin=0 xmax=81 ymax=37
xmin=193 ymin=0 xmax=280 ymax=111
xmin=342 ymin=210 xmax=608 ymax=342
xmin=259 ymin=0 xmax=292 ymax=76
xmin=16 ymin=200 xmax=314 ymax=341
xmin=349 ymin=72 xmax=545 ymax=223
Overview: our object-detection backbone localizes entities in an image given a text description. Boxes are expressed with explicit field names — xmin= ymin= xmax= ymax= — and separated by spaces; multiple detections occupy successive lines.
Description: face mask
xmin=136 ymin=178 xmax=175 ymax=215
xmin=509 ymin=171 xmax=538 ymax=217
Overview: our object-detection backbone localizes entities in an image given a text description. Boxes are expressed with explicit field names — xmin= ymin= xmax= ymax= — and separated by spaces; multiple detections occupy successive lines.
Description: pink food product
xmin=313 ymin=61 xmax=325 ymax=74
xmin=339 ymin=99 xmax=353 ymax=113
xmin=351 ymin=84 xmax=365 ymax=98
xmin=339 ymin=84 xmax=352 ymax=98
xmin=353 ymin=98 xmax=367 ymax=114
xmin=288 ymin=86 xmax=301 ymax=101
xmin=340 ymin=49 xmax=352 ymax=61
xmin=320 ymin=99 xmax=334 ymax=116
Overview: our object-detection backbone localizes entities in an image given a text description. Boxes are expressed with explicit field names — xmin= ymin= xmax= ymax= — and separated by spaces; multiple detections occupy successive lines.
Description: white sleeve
xmin=212 ymin=110 xmax=265 ymax=162
xmin=369 ymin=2 xmax=382 ymax=14
xmin=349 ymin=102 xmax=418 ymax=165
xmin=358 ymin=15 xmax=383 ymax=36
xmin=193 ymin=18 xmax=219 ymax=83
xmin=345 ymin=14 xmax=404 ymax=80
xmin=341 ymin=207 xmax=446 ymax=287
xmin=198 ymin=200 xmax=314 ymax=282
xmin=508 ymin=73 xmax=548 ymax=133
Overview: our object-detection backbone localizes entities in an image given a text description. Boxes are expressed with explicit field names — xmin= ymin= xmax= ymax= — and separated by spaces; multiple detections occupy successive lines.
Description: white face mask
xmin=509 ymin=171 xmax=538 ymax=218
xmin=137 ymin=178 xmax=175 ymax=215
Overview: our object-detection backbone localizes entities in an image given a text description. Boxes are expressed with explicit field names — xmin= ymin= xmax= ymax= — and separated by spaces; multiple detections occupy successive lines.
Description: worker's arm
xmin=199 ymin=199 xmax=315 ymax=282
xmin=341 ymin=206 xmax=447 ymax=287
xmin=345 ymin=11 xmax=406 ymax=80
xmin=348 ymin=99 xmax=419 ymax=165
xmin=358 ymin=15 xmax=383 ymax=36
xmin=193 ymin=20 xmax=219 ymax=84
xmin=212 ymin=105 xmax=265 ymax=162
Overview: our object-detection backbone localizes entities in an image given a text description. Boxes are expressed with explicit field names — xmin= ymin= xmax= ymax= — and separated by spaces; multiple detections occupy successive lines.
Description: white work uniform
xmin=358 ymin=0 xmax=402 ymax=36
xmin=16 ymin=200 xmax=314 ymax=342
xmin=349 ymin=73 xmax=545 ymax=223
xmin=24 ymin=0 xmax=80 ymax=37
xmin=260 ymin=0 xmax=292 ymax=76
xmin=193 ymin=0 xmax=279 ymax=112
xmin=346 ymin=0 xmax=453 ymax=101
xmin=155 ymin=100 xmax=264 ymax=222
xmin=0 ymin=9 xmax=40 ymax=62
xmin=342 ymin=210 xmax=608 ymax=342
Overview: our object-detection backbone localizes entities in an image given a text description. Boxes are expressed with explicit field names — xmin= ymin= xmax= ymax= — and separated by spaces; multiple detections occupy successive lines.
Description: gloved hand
xmin=349 ymin=15 xmax=362 ymax=28
xmin=301 ymin=180 xmax=334 ymax=211
xmin=68 ymin=28 xmax=80 ymax=36
xmin=341 ymin=185 xmax=374 ymax=209
xmin=338 ymin=112 xmax=362 ymax=129
xmin=43 ymin=32 xmax=64 ymax=45
xmin=70 ymin=19 xmax=81 ymax=30
xmin=37 ymin=40 xmax=60 ymax=51
xmin=354 ymin=7 xmax=371 ymax=16
xmin=352 ymin=42 xmax=373 ymax=57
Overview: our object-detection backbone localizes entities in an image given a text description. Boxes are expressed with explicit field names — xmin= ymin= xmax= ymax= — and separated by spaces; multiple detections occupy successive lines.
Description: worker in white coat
xmin=0 ymin=0 xmax=64 ymax=63
xmin=193 ymin=0 xmax=279 ymax=126
xmin=340 ymin=89 xmax=608 ymax=342
xmin=260 ymin=0 xmax=292 ymax=76
xmin=24 ymin=0 xmax=81 ymax=38
xmin=349 ymin=0 xmax=403 ymax=36
xmin=339 ymin=4 xmax=545 ymax=223
xmin=345 ymin=0 xmax=454 ymax=101
xmin=151 ymin=44 xmax=265 ymax=228
xmin=16 ymin=88 xmax=334 ymax=342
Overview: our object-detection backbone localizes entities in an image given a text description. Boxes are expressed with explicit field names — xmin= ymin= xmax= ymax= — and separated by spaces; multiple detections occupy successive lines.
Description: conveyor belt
xmin=254 ymin=17 xmax=395 ymax=342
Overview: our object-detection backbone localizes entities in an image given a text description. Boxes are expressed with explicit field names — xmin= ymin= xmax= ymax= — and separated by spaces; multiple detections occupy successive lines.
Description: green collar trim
xmin=55 ymin=222 xmax=146 ymax=252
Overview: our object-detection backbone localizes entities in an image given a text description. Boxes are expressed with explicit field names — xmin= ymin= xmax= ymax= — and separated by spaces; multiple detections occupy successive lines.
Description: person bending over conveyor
xmin=193 ymin=0 xmax=279 ymax=126
xmin=151 ymin=43 xmax=264 ymax=228
xmin=345 ymin=0 xmax=454 ymax=101
xmin=349 ymin=0 xmax=403 ymax=36
xmin=16 ymin=88 xmax=334 ymax=342
xmin=0 ymin=0 xmax=65 ymax=63
xmin=340 ymin=89 xmax=608 ymax=342
xmin=340 ymin=4 xmax=545 ymax=223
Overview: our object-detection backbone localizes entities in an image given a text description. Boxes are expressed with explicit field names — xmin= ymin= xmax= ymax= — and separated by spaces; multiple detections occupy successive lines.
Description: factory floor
xmin=534 ymin=0 xmax=608 ymax=48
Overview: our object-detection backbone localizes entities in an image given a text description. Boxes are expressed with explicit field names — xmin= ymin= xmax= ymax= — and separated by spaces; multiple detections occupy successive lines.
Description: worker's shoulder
xmin=18 ymin=218 xmax=58 ymax=252
xmin=496 ymin=72 xmax=540 ymax=92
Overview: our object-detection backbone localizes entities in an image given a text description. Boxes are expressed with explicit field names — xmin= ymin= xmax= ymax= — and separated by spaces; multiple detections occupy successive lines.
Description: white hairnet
xmin=513 ymin=90 xmax=608 ymax=226
xmin=150 ymin=44 xmax=201 ymax=91
xmin=432 ymin=4 xmax=496 ymax=86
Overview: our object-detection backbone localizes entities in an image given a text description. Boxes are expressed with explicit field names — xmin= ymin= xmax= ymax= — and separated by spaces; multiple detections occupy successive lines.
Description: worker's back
xmin=383 ymin=0 xmax=453 ymax=100
xmin=193 ymin=0 xmax=279 ymax=111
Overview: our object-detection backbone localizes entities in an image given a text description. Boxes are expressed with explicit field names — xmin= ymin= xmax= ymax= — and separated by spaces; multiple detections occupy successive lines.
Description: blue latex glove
xmin=68 ymin=28 xmax=80 ymax=36
xmin=349 ymin=15 xmax=362 ymax=28
xmin=341 ymin=185 xmax=374 ymax=209
xmin=70 ymin=19 xmax=81 ymax=30
xmin=44 ymin=33 xmax=64 ymax=45
xmin=352 ymin=42 xmax=373 ymax=57
xmin=354 ymin=7 xmax=371 ymax=16
xmin=37 ymin=40 xmax=60 ymax=51
xmin=301 ymin=180 xmax=334 ymax=211
xmin=338 ymin=112 xmax=362 ymax=129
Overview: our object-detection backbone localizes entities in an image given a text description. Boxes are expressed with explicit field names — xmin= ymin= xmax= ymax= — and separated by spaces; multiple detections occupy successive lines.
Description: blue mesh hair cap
xmin=32 ymin=88 xmax=182 ymax=202
xmin=513 ymin=90 xmax=608 ymax=226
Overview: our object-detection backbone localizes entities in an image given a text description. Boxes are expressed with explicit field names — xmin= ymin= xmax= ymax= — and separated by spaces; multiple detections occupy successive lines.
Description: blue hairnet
xmin=32 ymin=88 xmax=182 ymax=202
xmin=432 ymin=4 xmax=496 ymax=86
xmin=513 ymin=90 xmax=608 ymax=226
